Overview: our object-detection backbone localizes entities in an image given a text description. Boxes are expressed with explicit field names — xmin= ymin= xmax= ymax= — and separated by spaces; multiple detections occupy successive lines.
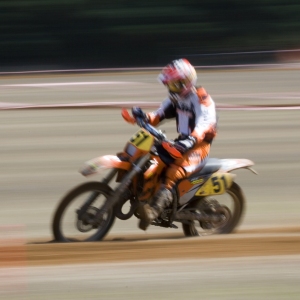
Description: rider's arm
xmin=147 ymin=98 xmax=176 ymax=126
xmin=190 ymin=88 xmax=217 ymax=144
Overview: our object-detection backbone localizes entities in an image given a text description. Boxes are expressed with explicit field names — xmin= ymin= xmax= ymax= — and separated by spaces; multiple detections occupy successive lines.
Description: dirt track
xmin=1 ymin=227 xmax=299 ymax=268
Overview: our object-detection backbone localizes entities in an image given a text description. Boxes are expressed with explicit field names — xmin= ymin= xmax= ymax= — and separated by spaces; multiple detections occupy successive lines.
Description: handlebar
xmin=135 ymin=117 xmax=166 ymax=142
xmin=135 ymin=115 xmax=182 ymax=159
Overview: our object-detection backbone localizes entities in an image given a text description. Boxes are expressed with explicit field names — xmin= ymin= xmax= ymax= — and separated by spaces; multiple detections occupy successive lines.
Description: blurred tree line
xmin=1 ymin=0 xmax=300 ymax=69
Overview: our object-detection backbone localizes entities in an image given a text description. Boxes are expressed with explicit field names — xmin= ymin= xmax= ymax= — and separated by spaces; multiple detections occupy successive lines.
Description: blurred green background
xmin=1 ymin=0 xmax=300 ymax=69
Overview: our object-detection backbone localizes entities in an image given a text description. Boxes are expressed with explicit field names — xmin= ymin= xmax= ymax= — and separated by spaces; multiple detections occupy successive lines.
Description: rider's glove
xmin=174 ymin=136 xmax=196 ymax=154
xmin=132 ymin=107 xmax=148 ymax=125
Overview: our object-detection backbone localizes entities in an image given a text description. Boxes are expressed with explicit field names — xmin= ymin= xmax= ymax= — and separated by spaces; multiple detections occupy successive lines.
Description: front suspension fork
xmin=76 ymin=168 xmax=118 ymax=219
xmin=94 ymin=153 xmax=151 ymax=223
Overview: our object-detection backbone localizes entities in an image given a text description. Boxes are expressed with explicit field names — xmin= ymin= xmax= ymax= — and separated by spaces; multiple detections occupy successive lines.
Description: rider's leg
xmin=138 ymin=142 xmax=210 ymax=230
xmin=138 ymin=165 xmax=185 ymax=230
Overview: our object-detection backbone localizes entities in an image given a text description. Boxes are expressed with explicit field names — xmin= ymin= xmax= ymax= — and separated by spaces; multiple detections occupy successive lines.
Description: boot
xmin=138 ymin=188 xmax=173 ymax=231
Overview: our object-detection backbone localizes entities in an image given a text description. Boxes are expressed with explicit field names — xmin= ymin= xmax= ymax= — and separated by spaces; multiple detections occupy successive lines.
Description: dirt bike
xmin=52 ymin=109 xmax=257 ymax=242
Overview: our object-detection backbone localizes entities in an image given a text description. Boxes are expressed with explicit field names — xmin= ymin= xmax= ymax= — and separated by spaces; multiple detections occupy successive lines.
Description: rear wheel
xmin=52 ymin=181 xmax=115 ymax=242
xmin=182 ymin=182 xmax=245 ymax=236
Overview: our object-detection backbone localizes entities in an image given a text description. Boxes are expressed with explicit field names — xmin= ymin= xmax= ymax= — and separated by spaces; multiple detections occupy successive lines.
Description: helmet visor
xmin=166 ymin=80 xmax=186 ymax=93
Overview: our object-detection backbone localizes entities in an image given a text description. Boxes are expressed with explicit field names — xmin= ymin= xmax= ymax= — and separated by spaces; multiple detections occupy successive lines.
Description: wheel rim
xmin=58 ymin=188 xmax=114 ymax=242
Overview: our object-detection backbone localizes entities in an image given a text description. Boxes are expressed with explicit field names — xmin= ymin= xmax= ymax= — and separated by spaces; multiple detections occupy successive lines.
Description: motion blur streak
xmin=0 ymin=69 xmax=300 ymax=299
xmin=0 ymin=61 xmax=300 ymax=75
xmin=1 ymin=102 xmax=300 ymax=111
xmin=0 ymin=82 xmax=139 ymax=87
xmin=1 ymin=257 xmax=300 ymax=299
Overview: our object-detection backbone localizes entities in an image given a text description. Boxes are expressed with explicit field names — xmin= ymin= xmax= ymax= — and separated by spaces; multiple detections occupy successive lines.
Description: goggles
xmin=165 ymin=80 xmax=186 ymax=93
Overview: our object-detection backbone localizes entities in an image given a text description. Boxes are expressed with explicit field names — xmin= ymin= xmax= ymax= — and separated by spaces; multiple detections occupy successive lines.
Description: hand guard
xmin=174 ymin=136 xmax=196 ymax=154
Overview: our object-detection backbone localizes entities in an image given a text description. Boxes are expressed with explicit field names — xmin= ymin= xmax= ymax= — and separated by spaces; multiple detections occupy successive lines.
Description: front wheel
xmin=52 ymin=181 xmax=115 ymax=242
xmin=182 ymin=182 xmax=245 ymax=236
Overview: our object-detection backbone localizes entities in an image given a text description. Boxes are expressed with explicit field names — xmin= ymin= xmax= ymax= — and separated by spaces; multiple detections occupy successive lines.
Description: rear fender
xmin=80 ymin=155 xmax=131 ymax=176
xmin=219 ymin=159 xmax=257 ymax=174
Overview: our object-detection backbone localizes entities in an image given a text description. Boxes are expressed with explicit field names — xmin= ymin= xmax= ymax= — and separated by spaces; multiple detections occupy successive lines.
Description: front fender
xmin=80 ymin=155 xmax=131 ymax=176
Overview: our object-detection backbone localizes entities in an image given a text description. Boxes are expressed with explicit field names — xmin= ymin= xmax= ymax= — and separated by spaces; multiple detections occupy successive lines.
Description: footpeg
xmin=151 ymin=220 xmax=178 ymax=229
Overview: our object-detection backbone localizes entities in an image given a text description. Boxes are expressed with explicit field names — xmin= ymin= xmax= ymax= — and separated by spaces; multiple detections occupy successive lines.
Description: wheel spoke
xmin=53 ymin=182 xmax=115 ymax=242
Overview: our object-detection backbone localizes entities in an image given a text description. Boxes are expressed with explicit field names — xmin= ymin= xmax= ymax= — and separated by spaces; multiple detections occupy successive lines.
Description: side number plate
xmin=195 ymin=173 xmax=234 ymax=196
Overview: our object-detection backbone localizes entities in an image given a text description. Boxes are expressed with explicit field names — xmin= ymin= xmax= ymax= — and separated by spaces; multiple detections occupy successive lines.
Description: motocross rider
xmin=124 ymin=58 xmax=217 ymax=230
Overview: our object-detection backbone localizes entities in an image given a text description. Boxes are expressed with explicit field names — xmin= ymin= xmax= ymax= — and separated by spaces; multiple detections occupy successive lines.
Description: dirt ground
xmin=1 ymin=226 xmax=300 ymax=268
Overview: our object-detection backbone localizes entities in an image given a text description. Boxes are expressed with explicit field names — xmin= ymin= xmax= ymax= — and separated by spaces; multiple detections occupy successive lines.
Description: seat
xmin=190 ymin=158 xmax=221 ymax=177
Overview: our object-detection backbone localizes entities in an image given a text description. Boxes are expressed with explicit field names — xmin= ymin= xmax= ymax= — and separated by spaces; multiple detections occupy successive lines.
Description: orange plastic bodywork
xmin=161 ymin=141 xmax=183 ymax=159
xmin=138 ymin=157 xmax=166 ymax=201
xmin=177 ymin=179 xmax=194 ymax=197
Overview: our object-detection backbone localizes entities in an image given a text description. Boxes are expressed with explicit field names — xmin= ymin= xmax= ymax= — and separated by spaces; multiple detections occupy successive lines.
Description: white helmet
xmin=158 ymin=58 xmax=197 ymax=97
